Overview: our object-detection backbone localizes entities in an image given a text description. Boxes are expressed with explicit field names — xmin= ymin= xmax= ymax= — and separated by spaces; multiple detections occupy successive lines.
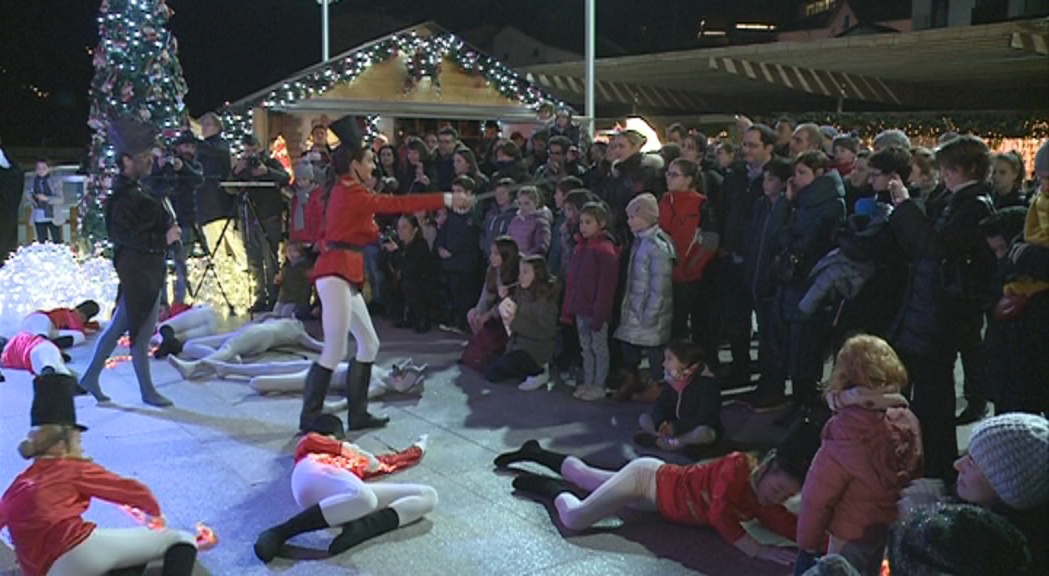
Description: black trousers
xmin=484 ymin=349 xmax=542 ymax=383
xmin=245 ymin=215 xmax=282 ymax=305
xmin=443 ymin=269 xmax=479 ymax=327
xmin=34 ymin=222 xmax=63 ymax=243
xmin=754 ymin=296 xmax=786 ymax=394
xmin=718 ymin=258 xmax=752 ymax=368
xmin=671 ymin=279 xmax=718 ymax=361
xmin=900 ymin=349 xmax=958 ymax=481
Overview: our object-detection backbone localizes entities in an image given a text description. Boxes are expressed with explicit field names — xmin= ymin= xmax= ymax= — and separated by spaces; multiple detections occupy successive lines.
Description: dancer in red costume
xmin=299 ymin=116 xmax=453 ymax=433
xmin=20 ymin=300 xmax=100 ymax=348
xmin=254 ymin=414 xmax=434 ymax=562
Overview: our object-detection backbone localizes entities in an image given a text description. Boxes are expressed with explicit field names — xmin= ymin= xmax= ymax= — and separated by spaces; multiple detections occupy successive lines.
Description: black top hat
xmin=108 ymin=118 xmax=158 ymax=157
xmin=31 ymin=373 xmax=88 ymax=431
xmin=172 ymin=131 xmax=200 ymax=147
xmin=306 ymin=414 xmax=345 ymax=440
xmin=328 ymin=115 xmax=363 ymax=151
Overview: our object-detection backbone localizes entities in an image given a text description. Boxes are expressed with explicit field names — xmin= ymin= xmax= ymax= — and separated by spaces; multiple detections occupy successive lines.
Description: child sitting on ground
xmin=794 ymin=334 xmax=923 ymax=576
xmin=496 ymin=418 xmax=823 ymax=567
xmin=485 ymin=255 xmax=560 ymax=390
xmin=635 ymin=340 xmax=722 ymax=456
xmin=272 ymin=241 xmax=313 ymax=319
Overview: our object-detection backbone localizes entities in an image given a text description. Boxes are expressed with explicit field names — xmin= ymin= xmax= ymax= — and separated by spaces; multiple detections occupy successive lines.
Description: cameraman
xmin=145 ymin=131 xmax=203 ymax=309
xmin=233 ymin=134 xmax=290 ymax=313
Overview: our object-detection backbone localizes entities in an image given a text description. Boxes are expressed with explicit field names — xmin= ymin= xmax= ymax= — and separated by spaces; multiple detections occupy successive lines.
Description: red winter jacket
xmin=561 ymin=233 xmax=620 ymax=329
xmin=797 ymin=402 xmax=923 ymax=552
xmin=289 ymin=184 xmax=324 ymax=244
xmin=659 ymin=190 xmax=717 ymax=283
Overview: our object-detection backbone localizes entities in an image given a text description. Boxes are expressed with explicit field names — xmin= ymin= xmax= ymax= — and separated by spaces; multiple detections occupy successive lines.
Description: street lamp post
xmin=585 ymin=0 xmax=596 ymax=139
xmin=318 ymin=0 xmax=341 ymax=62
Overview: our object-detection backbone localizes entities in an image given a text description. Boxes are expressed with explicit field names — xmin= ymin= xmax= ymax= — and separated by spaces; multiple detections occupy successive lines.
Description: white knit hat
xmin=626 ymin=193 xmax=659 ymax=226
xmin=967 ymin=413 xmax=1049 ymax=510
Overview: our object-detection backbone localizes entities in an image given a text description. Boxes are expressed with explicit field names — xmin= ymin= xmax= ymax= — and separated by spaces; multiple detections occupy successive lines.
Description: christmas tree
xmin=84 ymin=0 xmax=189 ymax=251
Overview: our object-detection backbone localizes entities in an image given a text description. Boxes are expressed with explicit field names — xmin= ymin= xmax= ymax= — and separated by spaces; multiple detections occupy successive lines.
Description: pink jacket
xmin=797 ymin=392 xmax=923 ymax=551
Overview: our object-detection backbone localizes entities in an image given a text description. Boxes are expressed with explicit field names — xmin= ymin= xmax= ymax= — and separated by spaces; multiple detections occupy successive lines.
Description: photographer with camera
xmin=145 ymin=131 xmax=203 ymax=309
xmin=233 ymin=134 xmax=291 ymax=313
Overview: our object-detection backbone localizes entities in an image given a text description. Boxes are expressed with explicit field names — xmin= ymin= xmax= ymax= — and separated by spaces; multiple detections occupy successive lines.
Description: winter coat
xmin=720 ymin=161 xmax=765 ymax=256
xmin=434 ymin=153 xmax=456 ymax=192
xmin=599 ymin=153 xmax=665 ymax=242
xmin=509 ymin=284 xmax=560 ymax=366
xmin=745 ymin=193 xmax=790 ymax=300
xmin=480 ymin=202 xmax=517 ymax=255
xmin=797 ymin=397 xmax=922 ymax=553
xmin=194 ymin=134 xmax=233 ymax=224
xmin=650 ymin=367 xmax=722 ymax=437
xmin=435 ymin=209 xmax=481 ymax=273
xmin=776 ymin=173 xmax=847 ymax=322
xmin=144 ymin=156 xmax=203 ymax=228
xmin=798 ymin=248 xmax=877 ymax=316
xmin=506 ymin=210 xmax=552 ymax=256
xmin=391 ymin=234 xmax=441 ymax=288
xmin=546 ymin=209 xmax=567 ymax=277
xmin=561 ymin=233 xmax=620 ymax=329
xmin=232 ymin=155 xmax=291 ymax=221
xmin=888 ymin=182 xmax=996 ymax=356
xmin=289 ymin=184 xmax=324 ymax=244
xmin=25 ymin=174 xmax=65 ymax=226
xmin=492 ymin=160 xmax=529 ymax=184
xmin=659 ymin=190 xmax=719 ymax=283
xmin=615 ymin=226 xmax=676 ymax=346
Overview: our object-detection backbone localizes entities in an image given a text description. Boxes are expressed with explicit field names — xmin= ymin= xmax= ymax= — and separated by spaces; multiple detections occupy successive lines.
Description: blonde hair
xmin=826 ymin=334 xmax=908 ymax=394
xmin=18 ymin=425 xmax=74 ymax=460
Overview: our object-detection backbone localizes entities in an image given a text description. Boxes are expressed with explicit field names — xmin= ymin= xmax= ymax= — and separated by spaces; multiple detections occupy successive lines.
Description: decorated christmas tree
xmin=83 ymin=0 xmax=189 ymax=251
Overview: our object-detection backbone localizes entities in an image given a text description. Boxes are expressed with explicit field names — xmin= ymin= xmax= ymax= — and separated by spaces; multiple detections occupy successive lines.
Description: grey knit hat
xmin=1034 ymin=139 xmax=1049 ymax=175
xmin=293 ymin=161 xmax=315 ymax=183
xmin=967 ymin=413 xmax=1049 ymax=510
xmin=626 ymin=193 xmax=659 ymax=226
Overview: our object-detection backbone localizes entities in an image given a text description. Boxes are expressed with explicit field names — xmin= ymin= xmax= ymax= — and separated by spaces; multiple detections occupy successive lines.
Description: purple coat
xmin=506 ymin=210 xmax=552 ymax=256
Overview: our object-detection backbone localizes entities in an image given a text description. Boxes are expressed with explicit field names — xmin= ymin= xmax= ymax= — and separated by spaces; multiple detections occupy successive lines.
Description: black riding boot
xmin=254 ymin=503 xmax=330 ymax=563
xmin=328 ymin=508 xmax=401 ymax=555
xmin=346 ymin=361 xmax=389 ymax=430
xmin=161 ymin=542 xmax=197 ymax=576
xmin=298 ymin=362 xmax=334 ymax=433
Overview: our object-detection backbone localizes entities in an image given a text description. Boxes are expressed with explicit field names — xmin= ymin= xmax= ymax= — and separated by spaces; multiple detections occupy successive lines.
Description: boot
xmin=161 ymin=542 xmax=197 ymax=576
xmin=512 ymin=473 xmax=574 ymax=500
xmin=299 ymin=363 xmax=334 ymax=433
xmin=49 ymin=335 xmax=75 ymax=349
xmin=153 ymin=325 xmax=183 ymax=359
xmin=107 ymin=566 xmax=146 ymax=576
xmin=327 ymin=508 xmax=400 ymax=556
xmin=493 ymin=439 xmax=567 ymax=474
xmin=254 ymin=503 xmax=330 ymax=563
xmin=346 ymin=361 xmax=389 ymax=430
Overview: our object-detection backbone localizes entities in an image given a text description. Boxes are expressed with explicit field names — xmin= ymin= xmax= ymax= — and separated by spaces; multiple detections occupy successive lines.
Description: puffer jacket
xmin=776 ymin=172 xmax=847 ymax=322
xmin=508 ymin=283 xmax=560 ymax=366
xmin=888 ymin=181 xmax=996 ymax=355
xmin=506 ymin=209 xmax=552 ymax=256
xmin=614 ymin=226 xmax=676 ymax=346
xmin=561 ymin=232 xmax=620 ymax=329
xmin=798 ymin=249 xmax=877 ymax=316
xmin=745 ymin=193 xmax=790 ymax=300
xmin=797 ymin=394 xmax=923 ymax=552
xmin=659 ymin=190 xmax=718 ymax=283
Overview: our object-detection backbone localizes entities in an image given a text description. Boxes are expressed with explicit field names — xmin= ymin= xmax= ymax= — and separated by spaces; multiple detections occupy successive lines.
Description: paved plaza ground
xmin=0 ymin=317 xmax=978 ymax=575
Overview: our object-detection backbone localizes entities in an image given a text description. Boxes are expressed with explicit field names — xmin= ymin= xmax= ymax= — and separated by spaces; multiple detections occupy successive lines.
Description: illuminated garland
xmin=218 ymin=31 xmax=568 ymax=152
xmin=83 ymin=0 xmax=190 ymax=253
xmin=789 ymin=112 xmax=1049 ymax=140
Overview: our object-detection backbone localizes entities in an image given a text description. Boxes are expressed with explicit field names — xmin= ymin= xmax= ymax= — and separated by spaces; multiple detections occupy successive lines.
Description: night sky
xmin=0 ymin=0 xmax=772 ymax=149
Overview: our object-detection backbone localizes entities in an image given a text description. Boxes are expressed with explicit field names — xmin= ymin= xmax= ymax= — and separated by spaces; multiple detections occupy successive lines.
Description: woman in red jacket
xmin=299 ymin=116 xmax=452 ymax=434
xmin=0 ymin=374 xmax=197 ymax=576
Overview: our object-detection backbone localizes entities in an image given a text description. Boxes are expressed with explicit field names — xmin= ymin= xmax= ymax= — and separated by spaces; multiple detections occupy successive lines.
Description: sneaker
xmin=518 ymin=367 xmax=549 ymax=391
xmin=438 ymin=323 xmax=465 ymax=334
xmin=575 ymin=385 xmax=607 ymax=401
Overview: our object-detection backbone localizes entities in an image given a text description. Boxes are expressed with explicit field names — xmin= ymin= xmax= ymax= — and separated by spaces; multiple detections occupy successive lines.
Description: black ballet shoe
xmin=512 ymin=473 xmax=574 ymax=500
xmin=346 ymin=412 xmax=390 ymax=431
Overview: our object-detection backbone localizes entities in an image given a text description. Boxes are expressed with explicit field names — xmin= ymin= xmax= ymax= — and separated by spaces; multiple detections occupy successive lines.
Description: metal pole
xmin=322 ymin=0 xmax=330 ymax=62
xmin=585 ymin=0 xmax=596 ymax=140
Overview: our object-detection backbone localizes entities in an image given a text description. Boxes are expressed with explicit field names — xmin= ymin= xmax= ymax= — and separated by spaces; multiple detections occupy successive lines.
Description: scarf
xmin=826 ymin=387 xmax=909 ymax=412
xmin=292 ymin=185 xmax=310 ymax=230
xmin=666 ymin=364 xmax=699 ymax=393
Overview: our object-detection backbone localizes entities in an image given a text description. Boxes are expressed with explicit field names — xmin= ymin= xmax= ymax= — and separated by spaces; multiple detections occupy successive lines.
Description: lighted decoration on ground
xmin=184 ymin=254 xmax=253 ymax=316
xmin=120 ymin=505 xmax=218 ymax=550
xmin=0 ymin=244 xmax=119 ymax=336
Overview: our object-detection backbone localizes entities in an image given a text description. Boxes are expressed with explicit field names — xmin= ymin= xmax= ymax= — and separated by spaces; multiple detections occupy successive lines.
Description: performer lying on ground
xmin=151 ymin=304 xmax=220 ymax=359
xmin=254 ymin=414 xmax=435 ymax=563
xmin=0 ymin=373 xmax=198 ymax=576
xmin=1 ymin=332 xmax=73 ymax=376
xmin=249 ymin=359 xmax=427 ymax=415
xmin=20 ymin=300 xmax=100 ymax=348
xmin=167 ymin=318 xmax=323 ymax=380
xmin=495 ymin=420 xmax=822 ymax=567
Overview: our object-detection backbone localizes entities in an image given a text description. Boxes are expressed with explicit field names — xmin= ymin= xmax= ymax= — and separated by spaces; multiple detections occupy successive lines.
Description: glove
xmin=443 ymin=193 xmax=453 ymax=208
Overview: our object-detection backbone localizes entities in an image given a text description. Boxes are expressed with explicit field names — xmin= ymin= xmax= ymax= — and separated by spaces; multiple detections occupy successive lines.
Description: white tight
xmin=159 ymin=306 xmax=219 ymax=343
xmin=553 ymin=456 xmax=662 ymax=531
xmin=29 ymin=340 xmax=70 ymax=375
xmin=316 ymin=276 xmax=379 ymax=368
xmin=639 ymin=413 xmax=718 ymax=446
xmin=46 ymin=527 xmax=196 ymax=576
xmin=21 ymin=313 xmax=86 ymax=346
xmin=291 ymin=458 xmax=437 ymax=527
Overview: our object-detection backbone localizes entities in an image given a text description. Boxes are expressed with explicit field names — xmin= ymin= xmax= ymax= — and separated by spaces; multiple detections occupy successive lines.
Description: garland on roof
xmin=790 ymin=112 xmax=1049 ymax=140
xmin=218 ymin=31 xmax=568 ymax=149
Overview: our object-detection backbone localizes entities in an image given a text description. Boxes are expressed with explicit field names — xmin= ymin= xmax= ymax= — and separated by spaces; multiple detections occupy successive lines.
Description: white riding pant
xmin=30 ymin=340 xmax=70 ymax=375
xmin=47 ymin=527 xmax=195 ymax=576
xmin=315 ymin=276 xmax=379 ymax=368
xmin=554 ymin=456 xmax=662 ymax=531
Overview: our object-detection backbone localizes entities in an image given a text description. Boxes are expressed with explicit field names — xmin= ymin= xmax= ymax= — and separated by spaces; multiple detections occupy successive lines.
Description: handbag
xmin=460 ymin=317 xmax=509 ymax=372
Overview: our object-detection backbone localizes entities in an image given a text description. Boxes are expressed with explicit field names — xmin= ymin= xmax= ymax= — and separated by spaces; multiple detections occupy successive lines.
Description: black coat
xmin=721 ymin=161 xmax=764 ymax=256
xmin=650 ymin=368 xmax=722 ymax=437
xmin=888 ymin=182 xmax=996 ymax=356
xmin=194 ymin=134 xmax=233 ymax=224
xmin=145 ymin=155 xmax=203 ymax=228
xmin=232 ymin=155 xmax=290 ymax=221
xmin=435 ymin=210 xmax=481 ymax=273
xmin=599 ymin=153 xmax=664 ymax=243
xmin=106 ymin=174 xmax=172 ymax=342
xmin=744 ymin=193 xmax=790 ymax=301
xmin=392 ymin=234 xmax=441 ymax=288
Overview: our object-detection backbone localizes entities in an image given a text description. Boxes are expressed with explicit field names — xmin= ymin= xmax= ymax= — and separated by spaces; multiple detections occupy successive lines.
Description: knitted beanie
xmin=626 ymin=193 xmax=659 ymax=226
xmin=967 ymin=413 xmax=1049 ymax=510
xmin=832 ymin=135 xmax=859 ymax=154
xmin=888 ymin=503 xmax=1031 ymax=575
xmin=1034 ymin=139 xmax=1049 ymax=175
xmin=293 ymin=161 xmax=315 ymax=183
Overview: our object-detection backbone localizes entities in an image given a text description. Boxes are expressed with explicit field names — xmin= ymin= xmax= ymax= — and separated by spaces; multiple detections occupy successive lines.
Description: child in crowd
xmin=635 ymin=340 xmax=722 ymax=455
xmin=1 ymin=332 xmax=73 ymax=376
xmin=413 ymin=209 xmax=438 ymax=250
xmin=272 ymin=241 xmax=313 ymax=319
xmin=715 ymin=141 xmax=737 ymax=172
xmin=613 ymin=193 xmax=675 ymax=401
xmin=467 ymin=236 xmax=521 ymax=335
xmin=288 ymin=161 xmax=323 ymax=246
xmin=480 ymin=178 xmax=518 ymax=258
xmin=562 ymin=202 xmax=620 ymax=401
xmin=545 ymin=177 xmax=583 ymax=275
xmin=0 ymin=374 xmax=198 ymax=575
xmin=794 ymin=334 xmax=923 ymax=576
xmin=254 ymin=414 xmax=434 ymax=563
xmin=554 ymin=189 xmax=594 ymax=279
xmin=435 ymin=176 xmax=482 ymax=332
xmin=25 ymin=157 xmax=65 ymax=243
xmin=485 ymin=255 xmax=560 ymax=390
xmin=495 ymin=418 xmax=823 ymax=567
xmin=506 ymin=186 xmax=552 ymax=256
xmin=386 ymin=215 xmax=442 ymax=333
xmin=20 ymin=300 xmax=100 ymax=348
